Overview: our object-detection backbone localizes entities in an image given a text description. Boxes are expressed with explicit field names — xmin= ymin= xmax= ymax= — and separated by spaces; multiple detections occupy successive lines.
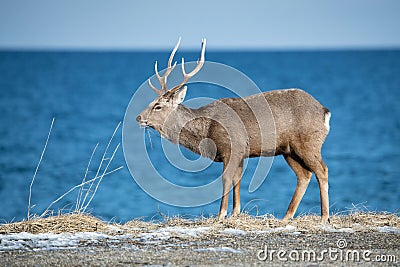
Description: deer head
xmin=136 ymin=38 xmax=206 ymax=135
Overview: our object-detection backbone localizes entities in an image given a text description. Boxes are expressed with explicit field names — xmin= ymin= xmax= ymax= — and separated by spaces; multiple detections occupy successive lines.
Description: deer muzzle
xmin=136 ymin=115 xmax=147 ymax=127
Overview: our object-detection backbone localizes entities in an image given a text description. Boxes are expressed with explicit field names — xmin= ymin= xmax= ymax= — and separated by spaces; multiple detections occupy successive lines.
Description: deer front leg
xmin=218 ymin=157 xmax=242 ymax=220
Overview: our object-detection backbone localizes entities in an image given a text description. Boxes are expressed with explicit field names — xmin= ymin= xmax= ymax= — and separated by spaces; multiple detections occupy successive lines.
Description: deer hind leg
xmin=218 ymin=177 xmax=230 ymax=220
xmin=315 ymin=158 xmax=329 ymax=224
xmin=232 ymin=160 xmax=244 ymax=217
xmin=218 ymin=156 xmax=243 ymax=220
xmin=294 ymin=147 xmax=330 ymax=224
xmin=282 ymin=154 xmax=312 ymax=221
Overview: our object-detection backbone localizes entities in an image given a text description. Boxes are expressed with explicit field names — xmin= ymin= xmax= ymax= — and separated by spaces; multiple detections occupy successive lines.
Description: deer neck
xmin=163 ymin=105 xmax=209 ymax=153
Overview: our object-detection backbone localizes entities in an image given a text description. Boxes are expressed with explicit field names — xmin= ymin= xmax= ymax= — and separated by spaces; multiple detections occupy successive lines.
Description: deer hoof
xmin=320 ymin=216 xmax=330 ymax=225
xmin=231 ymin=211 xmax=241 ymax=217
xmin=281 ymin=215 xmax=293 ymax=223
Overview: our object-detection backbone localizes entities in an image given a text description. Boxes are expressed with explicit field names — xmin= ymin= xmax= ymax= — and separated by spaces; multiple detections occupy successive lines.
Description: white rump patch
xmin=324 ymin=112 xmax=331 ymax=132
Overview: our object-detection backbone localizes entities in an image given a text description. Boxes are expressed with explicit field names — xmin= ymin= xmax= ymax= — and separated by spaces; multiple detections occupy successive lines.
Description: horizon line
xmin=1 ymin=44 xmax=400 ymax=53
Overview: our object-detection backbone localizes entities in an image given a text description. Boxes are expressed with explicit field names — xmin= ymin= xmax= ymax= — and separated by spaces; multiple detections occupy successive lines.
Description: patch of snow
xmin=319 ymin=226 xmax=355 ymax=233
xmin=126 ymin=227 xmax=141 ymax=231
xmin=0 ymin=232 xmax=135 ymax=251
xmin=107 ymin=225 xmax=123 ymax=233
xmin=282 ymin=225 xmax=296 ymax=232
xmin=254 ymin=225 xmax=297 ymax=234
xmin=138 ymin=226 xmax=210 ymax=243
xmin=163 ymin=226 xmax=210 ymax=237
xmin=220 ymin=228 xmax=247 ymax=235
xmin=336 ymin=228 xmax=355 ymax=233
xmin=195 ymin=246 xmax=242 ymax=253
xmin=376 ymin=226 xmax=400 ymax=234
xmin=139 ymin=231 xmax=171 ymax=242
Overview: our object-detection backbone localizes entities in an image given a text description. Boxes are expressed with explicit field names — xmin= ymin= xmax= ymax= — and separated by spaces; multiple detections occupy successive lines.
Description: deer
xmin=136 ymin=38 xmax=331 ymax=224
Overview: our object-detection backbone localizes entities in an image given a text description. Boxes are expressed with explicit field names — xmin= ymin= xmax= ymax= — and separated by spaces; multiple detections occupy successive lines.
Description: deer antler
xmin=169 ymin=38 xmax=206 ymax=94
xmin=148 ymin=38 xmax=206 ymax=95
xmin=148 ymin=37 xmax=181 ymax=95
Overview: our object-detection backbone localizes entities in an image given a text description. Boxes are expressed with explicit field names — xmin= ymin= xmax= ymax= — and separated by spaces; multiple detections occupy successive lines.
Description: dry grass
xmin=159 ymin=212 xmax=399 ymax=232
xmin=329 ymin=212 xmax=399 ymax=229
xmin=0 ymin=213 xmax=108 ymax=234
xmin=26 ymin=120 xmax=122 ymax=220
xmin=1 ymin=212 xmax=398 ymax=235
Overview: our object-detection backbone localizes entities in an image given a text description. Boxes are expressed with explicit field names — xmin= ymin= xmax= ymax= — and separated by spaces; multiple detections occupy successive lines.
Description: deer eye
xmin=153 ymin=105 xmax=162 ymax=111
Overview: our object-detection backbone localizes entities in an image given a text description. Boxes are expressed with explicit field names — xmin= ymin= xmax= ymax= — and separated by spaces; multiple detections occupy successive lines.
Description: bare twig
xmin=75 ymin=143 xmax=99 ymax=211
xmin=27 ymin=117 xmax=55 ymax=220
xmin=40 ymin=166 xmax=123 ymax=217
xmin=80 ymin=122 xmax=121 ymax=209
xmin=27 ymin=120 xmax=122 ymax=218
xmin=80 ymin=143 xmax=121 ymax=213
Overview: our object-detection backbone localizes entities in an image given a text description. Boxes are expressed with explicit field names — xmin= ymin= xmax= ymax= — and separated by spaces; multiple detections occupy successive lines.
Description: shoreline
xmin=1 ymin=213 xmax=399 ymax=266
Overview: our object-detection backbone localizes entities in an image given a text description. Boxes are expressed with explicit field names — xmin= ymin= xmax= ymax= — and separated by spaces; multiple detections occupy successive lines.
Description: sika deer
xmin=136 ymin=38 xmax=331 ymax=224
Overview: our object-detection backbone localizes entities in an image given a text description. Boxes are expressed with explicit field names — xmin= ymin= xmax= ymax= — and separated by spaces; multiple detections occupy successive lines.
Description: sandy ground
xmin=1 ymin=232 xmax=399 ymax=266
xmin=0 ymin=213 xmax=399 ymax=266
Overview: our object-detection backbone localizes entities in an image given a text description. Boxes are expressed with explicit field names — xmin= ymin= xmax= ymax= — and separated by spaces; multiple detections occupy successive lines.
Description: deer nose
xmin=136 ymin=115 xmax=147 ymax=126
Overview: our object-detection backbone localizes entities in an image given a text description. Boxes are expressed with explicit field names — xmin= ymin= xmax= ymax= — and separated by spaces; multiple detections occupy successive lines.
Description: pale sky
xmin=0 ymin=0 xmax=399 ymax=50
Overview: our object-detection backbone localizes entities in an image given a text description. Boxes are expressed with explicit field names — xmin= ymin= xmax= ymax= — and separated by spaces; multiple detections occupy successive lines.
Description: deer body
xmin=136 ymin=38 xmax=331 ymax=223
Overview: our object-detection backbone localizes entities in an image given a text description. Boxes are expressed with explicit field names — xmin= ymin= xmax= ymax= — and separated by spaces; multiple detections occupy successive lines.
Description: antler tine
xmin=162 ymin=60 xmax=177 ymax=91
xmin=169 ymin=38 xmax=206 ymax=94
xmin=154 ymin=61 xmax=163 ymax=85
xmin=148 ymin=79 xmax=162 ymax=95
xmin=149 ymin=38 xmax=181 ymax=94
xmin=161 ymin=38 xmax=180 ymax=92
xmin=168 ymin=37 xmax=180 ymax=69
xmin=146 ymin=60 xmax=163 ymax=95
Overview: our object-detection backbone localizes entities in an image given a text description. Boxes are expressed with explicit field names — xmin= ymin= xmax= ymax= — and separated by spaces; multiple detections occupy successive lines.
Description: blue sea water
xmin=0 ymin=50 xmax=399 ymax=222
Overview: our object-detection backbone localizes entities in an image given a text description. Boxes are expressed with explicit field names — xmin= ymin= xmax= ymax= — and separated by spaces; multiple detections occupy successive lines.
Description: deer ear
xmin=173 ymin=86 xmax=187 ymax=104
